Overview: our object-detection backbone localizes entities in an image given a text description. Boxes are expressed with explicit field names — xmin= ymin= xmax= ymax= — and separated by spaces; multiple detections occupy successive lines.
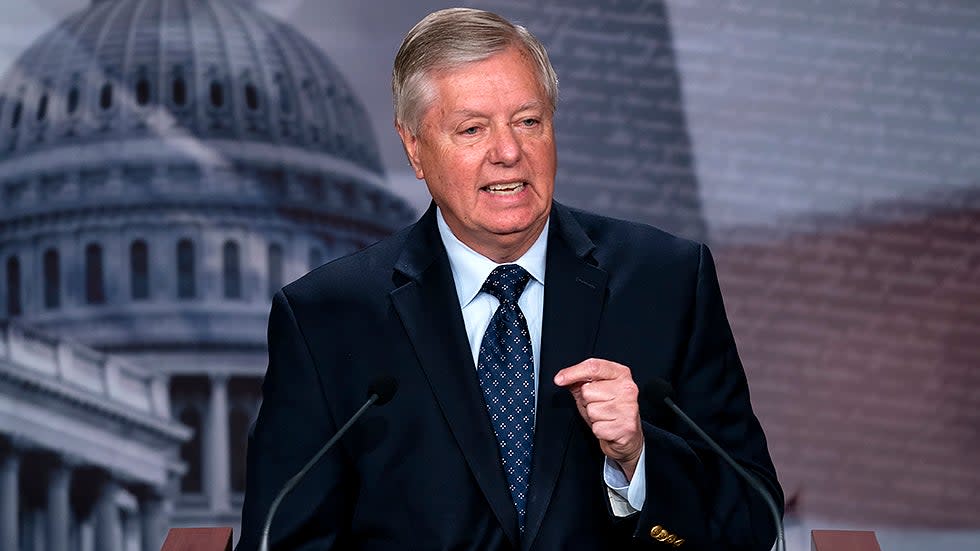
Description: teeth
xmin=485 ymin=182 xmax=525 ymax=192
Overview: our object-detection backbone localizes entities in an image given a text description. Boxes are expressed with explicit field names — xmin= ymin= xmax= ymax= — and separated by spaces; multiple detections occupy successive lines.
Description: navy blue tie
xmin=477 ymin=264 xmax=535 ymax=532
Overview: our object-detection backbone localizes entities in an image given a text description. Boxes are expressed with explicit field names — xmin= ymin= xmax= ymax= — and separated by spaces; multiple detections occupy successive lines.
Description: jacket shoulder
xmin=564 ymin=206 xmax=703 ymax=269
xmin=280 ymin=224 xmax=412 ymax=307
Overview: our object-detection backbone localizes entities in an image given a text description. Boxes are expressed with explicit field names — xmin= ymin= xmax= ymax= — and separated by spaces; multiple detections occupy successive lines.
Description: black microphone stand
xmin=258 ymin=388 xmax=388 ymax=551
xmin=663 ymin=396 xmax=786 ymax=551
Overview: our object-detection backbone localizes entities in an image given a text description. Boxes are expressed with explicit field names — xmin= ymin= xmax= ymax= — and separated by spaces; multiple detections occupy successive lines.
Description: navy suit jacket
xmin=237 ymin=202 xmax=781 ymax=550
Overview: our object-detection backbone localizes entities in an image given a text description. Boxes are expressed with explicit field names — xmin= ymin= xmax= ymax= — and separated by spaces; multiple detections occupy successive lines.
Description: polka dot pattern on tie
xmin=477 ymin=264 xmax=535 ymax=532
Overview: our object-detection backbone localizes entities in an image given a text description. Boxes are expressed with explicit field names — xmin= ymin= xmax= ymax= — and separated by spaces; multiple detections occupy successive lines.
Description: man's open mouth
xmin=482 ymin=182 xmax=526 ymax=194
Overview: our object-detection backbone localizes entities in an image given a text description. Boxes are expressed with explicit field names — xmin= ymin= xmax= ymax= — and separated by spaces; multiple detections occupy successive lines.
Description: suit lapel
xmin=389 ymin=205 xmax=520 ymax=547
xmin=522 ymin=203 xmax=608 ymax=550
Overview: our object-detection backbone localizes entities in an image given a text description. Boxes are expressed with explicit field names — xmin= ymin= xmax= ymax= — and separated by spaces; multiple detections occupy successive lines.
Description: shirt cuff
xmin=602 ymin=444 xmax=647 ymax=516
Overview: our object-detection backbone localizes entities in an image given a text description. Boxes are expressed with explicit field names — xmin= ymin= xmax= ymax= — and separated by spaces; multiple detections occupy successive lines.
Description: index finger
xmin=554 ymin=358 xmax=625 ymax=387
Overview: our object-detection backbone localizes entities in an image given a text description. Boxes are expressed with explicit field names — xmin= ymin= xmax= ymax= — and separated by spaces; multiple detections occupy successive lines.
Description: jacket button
xmin=650 ymin=525 xmax=664 ymax=539
xmin=673 ymin=538 xmax=685 ymax=547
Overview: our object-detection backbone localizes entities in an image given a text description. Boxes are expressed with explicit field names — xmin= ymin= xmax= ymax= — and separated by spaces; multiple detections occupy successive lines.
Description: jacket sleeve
xmin=632 ymin=243 xmax=783 ymax=550
xmin=236 ymin=291 xmax=352 ymax=551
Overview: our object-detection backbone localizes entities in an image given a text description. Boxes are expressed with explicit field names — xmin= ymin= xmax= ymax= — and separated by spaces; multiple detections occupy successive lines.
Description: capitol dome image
xmin=0 ymin=0 xmax=414 ymax=548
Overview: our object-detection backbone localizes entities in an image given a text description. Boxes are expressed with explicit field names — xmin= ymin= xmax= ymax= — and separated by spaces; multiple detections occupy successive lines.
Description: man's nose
xmin=487 ymin=126 xmax=521 ymax=166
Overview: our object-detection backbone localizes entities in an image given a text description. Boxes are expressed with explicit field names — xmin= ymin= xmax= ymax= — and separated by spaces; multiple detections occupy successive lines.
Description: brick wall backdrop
xmin=717 ymin=196 xmax=980 ymax=526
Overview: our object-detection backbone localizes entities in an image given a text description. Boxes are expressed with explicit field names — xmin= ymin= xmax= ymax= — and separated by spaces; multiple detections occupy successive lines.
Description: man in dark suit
xmin=237 ymin=8 xmax=781 ymax=550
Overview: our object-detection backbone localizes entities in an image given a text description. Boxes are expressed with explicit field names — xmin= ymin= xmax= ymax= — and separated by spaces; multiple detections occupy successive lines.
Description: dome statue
xmin=0 ymin=0 xmax=415 ymax=537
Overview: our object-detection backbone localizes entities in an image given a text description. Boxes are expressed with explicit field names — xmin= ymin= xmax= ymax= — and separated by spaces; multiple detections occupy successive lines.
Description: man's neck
xmin=435 ymin=208 xmax=550 ymax=264
xmin=471 ymin=233 xmax=543 ymax=264
xmin=442 ymin=220 xmax=548 ymax=264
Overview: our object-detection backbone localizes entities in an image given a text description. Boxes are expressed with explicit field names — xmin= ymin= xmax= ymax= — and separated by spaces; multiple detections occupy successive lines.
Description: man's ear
xmin=395 ymin=122 xmax=425 ymax=180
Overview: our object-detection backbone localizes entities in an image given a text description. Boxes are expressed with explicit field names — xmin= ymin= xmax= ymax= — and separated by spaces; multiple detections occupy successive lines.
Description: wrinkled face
xmin=397 ymin=47 xmax=556 ymax=262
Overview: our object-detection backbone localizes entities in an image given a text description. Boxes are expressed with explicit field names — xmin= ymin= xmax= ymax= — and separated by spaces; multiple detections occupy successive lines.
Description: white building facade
xmin=0 ymin=320 xmax=190 ymax=550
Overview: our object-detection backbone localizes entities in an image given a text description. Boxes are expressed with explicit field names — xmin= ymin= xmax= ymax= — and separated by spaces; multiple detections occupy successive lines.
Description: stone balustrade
xmin=0 ymin=319 xmax=170 ymax=420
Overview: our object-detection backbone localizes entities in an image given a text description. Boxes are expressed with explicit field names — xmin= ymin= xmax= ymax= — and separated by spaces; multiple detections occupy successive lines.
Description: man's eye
xmin=462 ymin=127 xmax=479 ymax=135
xmin=521 ymin=118 xmax=539 ymax=127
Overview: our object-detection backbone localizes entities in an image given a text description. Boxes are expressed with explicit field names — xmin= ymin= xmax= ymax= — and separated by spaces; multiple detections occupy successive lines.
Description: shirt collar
xmin=436 ymin=207 xmax=549 ymax=308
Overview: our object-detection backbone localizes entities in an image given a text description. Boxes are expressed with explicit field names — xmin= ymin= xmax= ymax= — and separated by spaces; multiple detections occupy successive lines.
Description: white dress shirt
xmin=436 ymin=208 xmax=645 ymax=516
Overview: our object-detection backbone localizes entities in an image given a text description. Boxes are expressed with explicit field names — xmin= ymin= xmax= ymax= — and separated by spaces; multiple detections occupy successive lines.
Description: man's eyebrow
xmin=449 ymin=101 xmax=546 ymax=119
xmin=514 ymin=100 xmax=545 ymax=113
xmin=449 ymin=109 xmax=488 ymax=119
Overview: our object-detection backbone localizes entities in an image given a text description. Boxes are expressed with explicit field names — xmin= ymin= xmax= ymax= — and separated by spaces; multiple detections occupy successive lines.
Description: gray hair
xmin=392 ymin=8 xmax=559 ymax=135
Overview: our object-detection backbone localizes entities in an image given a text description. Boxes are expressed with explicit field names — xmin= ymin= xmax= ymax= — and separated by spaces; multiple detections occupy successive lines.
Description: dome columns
xmin=94 ymin=474 xmax=122 ymax=551
xmin=205 ymin=373 xmax=231 ymax=513
xmin=0 ymin=442 xmax=171 ymax=551
xmin=45 ymin=455 xmax=73 ymax=551
xmin=36 ymin=455 xmax=157 ymax=551
xmin=0 ymin=440 xmax=20 ymax=551
xmin=137 ymin=486 xmax=168 ymax=551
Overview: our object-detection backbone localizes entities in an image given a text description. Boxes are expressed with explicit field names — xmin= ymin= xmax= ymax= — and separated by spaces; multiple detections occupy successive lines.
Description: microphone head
xmin=643 ymin=377 xmax=675 ymax=404
xmin=367 ymin=375 xmax=399 ymax=406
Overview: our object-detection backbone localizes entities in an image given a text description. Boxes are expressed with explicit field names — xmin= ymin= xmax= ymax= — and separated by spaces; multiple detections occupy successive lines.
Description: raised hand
xmin=555 ymin=358 xmax=644 ymax=479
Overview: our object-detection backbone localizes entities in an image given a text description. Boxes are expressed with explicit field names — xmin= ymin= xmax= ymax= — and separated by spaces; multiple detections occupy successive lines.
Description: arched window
xmin=179 ymin=407 xmax=203 ymax=494
xmin=209 ymin=81 xmax=224 ymax=108
xmin=130 ymin=240 xmax=149 ymax=300
xmin=176 ymin=239 xmax=195 ymax=299
xmin=43 ymin=248 xmax=60 ymax=309
xmin=5 ymin=256 xmax=21 ymax=316
xmin=135 ymin=78 xmax=151 ymax=105
xmin=172 ymin=76 xmax=187 ymax=106
xmin=85 ymin=243 xmax=105 ymax=304
xmin=309 ymin=247 xmax=323 ymax=271
xmin=10 ymin=100 xmax=21 ymax=129
xmin=267 ymin=243 xmax=283 ymax=297
xmin=67 ymin=87 xmax=79 ymax=114
xmin=36 ymin=93 xmax=48 ymax=121
xmin=229 ymin=406 xmax=251 ymax=494
xmin=99 ymin=83 xmax=113 ymax=110
xmin=223 ymin=241 xmax=241 ymax=299
xmin=244 ymin=83 xmax=259 ymax=111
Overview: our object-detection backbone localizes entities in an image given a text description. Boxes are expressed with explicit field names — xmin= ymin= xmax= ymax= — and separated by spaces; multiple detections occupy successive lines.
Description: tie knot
xmin=482 ymin=264 xmax=531 ymax=304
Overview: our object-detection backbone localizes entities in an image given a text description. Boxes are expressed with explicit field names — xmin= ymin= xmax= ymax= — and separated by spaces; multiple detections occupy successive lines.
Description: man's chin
xmin=484 ymin=220 xmax=547 ymax=243
xmin=484 ymin=205 xmax=549 ymax=231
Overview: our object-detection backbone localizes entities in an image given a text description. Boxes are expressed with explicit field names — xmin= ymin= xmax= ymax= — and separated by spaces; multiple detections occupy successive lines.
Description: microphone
xmin=258 ymin=375 xmax=399 ymax=551
xmin=644 ymin=379 xmax=785 ymax=551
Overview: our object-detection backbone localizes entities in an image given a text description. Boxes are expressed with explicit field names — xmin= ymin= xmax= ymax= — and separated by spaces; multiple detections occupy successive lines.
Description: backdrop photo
xmin=0 ymin=1 xmax=977 ymax=550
